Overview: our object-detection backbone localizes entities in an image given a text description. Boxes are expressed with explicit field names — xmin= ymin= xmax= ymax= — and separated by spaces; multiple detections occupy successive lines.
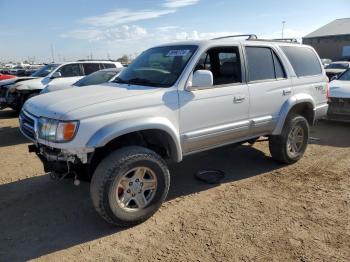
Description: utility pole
xmin=50 ymin=43 xmax=55 ymax=62
xmin=281 ymin=21 xmax=286 ymax=39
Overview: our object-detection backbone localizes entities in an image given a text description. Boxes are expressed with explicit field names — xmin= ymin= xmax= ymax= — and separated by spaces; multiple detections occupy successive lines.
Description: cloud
xmin=157 ymin=26 xmax=180 ymax=32
xmin=162 ymin=0 xmax=200 ymax=8
xmin=61 ymin=25 xmax=147 ymax=42
xmin=173 ymin=30 xmax=241 ymax=40
xmin=80 ymin=8 xmax=176 ymax=28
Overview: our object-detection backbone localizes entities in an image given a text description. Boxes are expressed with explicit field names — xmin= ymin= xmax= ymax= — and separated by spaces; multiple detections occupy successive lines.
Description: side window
xmin=83 ymin=63 xmax=101 ymax=75
xmin=245 ymin=47 xmax=275 ymax=81
xmin=281 ymin=46 xmax=322 ymax=77
xmin=103 ymin=63 xmax=116 ymax=69
xmin=194 ymin=47 xmax=242 ymax=85
xmin=272 ymin=51 xmax=286 ymax=79
xmin=57 ymin=64 xmax=83 ymax=77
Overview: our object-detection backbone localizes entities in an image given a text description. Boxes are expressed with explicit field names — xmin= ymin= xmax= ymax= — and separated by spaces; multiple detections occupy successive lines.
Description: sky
xmin=0 ymin=0 xmax=349 ymax=63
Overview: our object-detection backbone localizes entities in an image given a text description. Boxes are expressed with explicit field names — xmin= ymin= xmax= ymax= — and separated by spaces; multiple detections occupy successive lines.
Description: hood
xmin=45 ymin=84 xmax=73 ymax=93
xmin=325 ymin=68 xmax=346 ymax=74
xmin=24 ymin=83 xmax=161 ymax=119
xmin=0 ymin=76 xmax=37 ymax=87
xmin=15 ymin=77 xmax=50 ymax=90
xmin=329 ymin=80 xmax=350 ymax=99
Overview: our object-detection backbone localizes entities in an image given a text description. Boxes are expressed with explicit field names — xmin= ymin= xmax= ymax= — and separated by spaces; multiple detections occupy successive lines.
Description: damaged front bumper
xmin=28 ymin=143 xmax=94 ymax=177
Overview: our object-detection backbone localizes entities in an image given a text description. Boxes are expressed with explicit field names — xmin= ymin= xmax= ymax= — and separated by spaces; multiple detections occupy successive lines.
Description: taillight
xmin=326 ymin=82 xmax=330 ymax=102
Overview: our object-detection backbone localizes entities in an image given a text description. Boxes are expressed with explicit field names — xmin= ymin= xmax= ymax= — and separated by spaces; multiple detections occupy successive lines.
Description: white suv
xmin=20 ymin=35 xmax=328 ymax=226
xmin=0 ymin=61 xmax=123 ymax=112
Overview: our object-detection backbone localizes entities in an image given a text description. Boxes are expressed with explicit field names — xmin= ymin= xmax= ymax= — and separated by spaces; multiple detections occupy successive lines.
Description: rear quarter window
xmin=281 ymin=46 xmax=322 ymax=77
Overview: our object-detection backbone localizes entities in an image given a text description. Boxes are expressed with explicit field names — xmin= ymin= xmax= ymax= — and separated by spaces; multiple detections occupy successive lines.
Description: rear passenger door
xmin=83 ymin=63 xmax=101 ymax=75
xmin=244 ymin=45 xmax=292 ymax=136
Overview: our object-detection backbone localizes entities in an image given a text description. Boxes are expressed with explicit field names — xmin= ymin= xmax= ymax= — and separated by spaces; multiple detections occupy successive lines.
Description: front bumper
xmin=29 ymin=143 xmax=92 ymax=176
xmin=327 ymin=97 xmax=350 ymax=122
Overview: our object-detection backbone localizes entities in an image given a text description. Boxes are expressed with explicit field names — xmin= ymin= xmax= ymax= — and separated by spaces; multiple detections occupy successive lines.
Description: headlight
xmin=38 ymin=117 xmax=79 ymax=142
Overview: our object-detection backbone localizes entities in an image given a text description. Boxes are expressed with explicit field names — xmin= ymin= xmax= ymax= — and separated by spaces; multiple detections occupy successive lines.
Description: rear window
xmin=281 ymin=46 xmax=322 ymax=77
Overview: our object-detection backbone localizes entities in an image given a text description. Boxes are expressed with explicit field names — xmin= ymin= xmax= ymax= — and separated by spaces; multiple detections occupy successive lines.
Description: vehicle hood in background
xmin=24 ymin=83 xmax=161 ymax=119
xmin=329 ymin=80 xmax=350 ymax=98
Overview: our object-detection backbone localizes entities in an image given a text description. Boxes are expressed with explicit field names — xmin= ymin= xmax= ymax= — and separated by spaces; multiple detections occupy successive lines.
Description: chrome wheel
xmin=287 ymin=125 xmax=305 ymax=158
xmin=116 ymin=167 xmax=157 ymax=212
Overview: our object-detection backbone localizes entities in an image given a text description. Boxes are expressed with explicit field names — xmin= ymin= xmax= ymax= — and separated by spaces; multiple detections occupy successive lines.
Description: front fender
xmin=86 ymin=117 xmax=182 ymax=162
xmin=272 ymin=93 xmax=315 ymax=135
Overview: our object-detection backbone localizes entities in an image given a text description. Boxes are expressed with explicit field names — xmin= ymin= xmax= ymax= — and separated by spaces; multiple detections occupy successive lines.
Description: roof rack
xmin=76 ymin=59 xmax=118 ymax=62
xmin=211 ymin=34 xmax=258 ymax=40
xmin=272 ymin=38 xmax=299 ymax=43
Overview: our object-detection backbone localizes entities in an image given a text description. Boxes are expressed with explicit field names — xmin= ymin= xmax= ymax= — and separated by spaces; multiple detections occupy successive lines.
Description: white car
xmin=325 ymin=61 xmax=350 ymax=80
xmin=0 ymin=61 xmax=123 ymax=112
xmin=327 ymin=68 xmax=350 ymax=121
xmin=21 ymin=36 xmax=328 ymax=226
xmin=41 ymin=68 xmax=123 ymax=94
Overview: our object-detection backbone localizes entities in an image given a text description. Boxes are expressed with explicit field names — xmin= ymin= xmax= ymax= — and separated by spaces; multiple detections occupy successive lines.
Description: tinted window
xmin=75 ymin=70 xmax=118 ymax=87
xmin=246 ymin=47 xmax=275 ymax=81
xmin=326 ymin=63 xmax=349 ymax=69
xmin=57 ymin=64 xmax=83 ymax=77
xmin=281 ymin=46 xmax=322 ymax=77
xmin=195 ymin=47 xmax=242 ymax=85
xmin=103 ymin=63 xmax=116 ymax=69
xmin=272 ymin=51 xmax=286 ymax=79
xmin=31 ymin=64 xmax=59 ymax=77
xmin=83 ymin=63 xmax=101 ymax=75
xmin=338 ymin=69 xmax=350 ymax=81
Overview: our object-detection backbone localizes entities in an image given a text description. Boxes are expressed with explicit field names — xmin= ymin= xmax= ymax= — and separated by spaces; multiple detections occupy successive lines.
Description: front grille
xmin=328 ymin=97 xmax=350 ymax=116
xmin=19 ymin=110 xmax=37 ymax=141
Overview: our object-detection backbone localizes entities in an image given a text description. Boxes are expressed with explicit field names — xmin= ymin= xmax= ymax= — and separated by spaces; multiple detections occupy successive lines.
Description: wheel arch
xmin=273 ymin=94 xmax=315 ymax=135
xmin=87 ymin=117 xmax=182 ymax=163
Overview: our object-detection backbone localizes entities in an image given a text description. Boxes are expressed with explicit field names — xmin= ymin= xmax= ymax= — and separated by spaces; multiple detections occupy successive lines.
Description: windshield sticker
xmin=166 ymin=50 xmax=190 ymax=57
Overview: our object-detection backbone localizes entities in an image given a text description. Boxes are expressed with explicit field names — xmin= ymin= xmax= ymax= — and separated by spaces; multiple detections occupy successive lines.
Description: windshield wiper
xmin=114 ymin=77 xmax=168 ymax=87
xmin=113 ymin=77 xmax=129 ymax=84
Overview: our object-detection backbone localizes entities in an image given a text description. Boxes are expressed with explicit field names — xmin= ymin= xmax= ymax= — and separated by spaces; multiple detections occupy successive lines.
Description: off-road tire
xmin=269 ymin=114 xmax=309 ymax=164
xmin=90 ymin=146 xmax=170 ymax=227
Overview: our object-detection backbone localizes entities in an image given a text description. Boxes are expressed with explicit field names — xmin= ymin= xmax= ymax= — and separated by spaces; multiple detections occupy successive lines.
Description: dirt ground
xmin=0 ymin=108 xmax=349 ymax=262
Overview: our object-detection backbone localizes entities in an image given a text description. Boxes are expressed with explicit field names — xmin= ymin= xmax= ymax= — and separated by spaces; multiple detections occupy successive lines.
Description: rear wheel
xmin=269 ymin=114 xmax=309 ymax=164
xmin=90 ymin=146 xmax=170 ymax=227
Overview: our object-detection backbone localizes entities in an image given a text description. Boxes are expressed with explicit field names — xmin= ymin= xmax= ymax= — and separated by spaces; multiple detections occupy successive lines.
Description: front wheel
xmin=90 ymin=146 xmax=170 ymax=227
xmin=269 ymin=114 xmax=309 ymax=164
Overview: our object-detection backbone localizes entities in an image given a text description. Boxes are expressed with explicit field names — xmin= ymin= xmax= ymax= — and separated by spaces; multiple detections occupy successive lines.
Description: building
xmin=303 ymin=18 xmax=350 ymax=61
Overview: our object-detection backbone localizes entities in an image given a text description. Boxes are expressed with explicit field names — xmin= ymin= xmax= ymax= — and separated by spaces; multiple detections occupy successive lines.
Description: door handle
xmin=233 ymin=96 xmax=245 ymax=103
xmin=283 ymin=89 xmax=292 ymax=96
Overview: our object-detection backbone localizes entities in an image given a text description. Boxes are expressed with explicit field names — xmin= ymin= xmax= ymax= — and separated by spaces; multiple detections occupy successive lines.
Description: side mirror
xmin=50 ymin=71 xmax=62 ymax=79
xmin=330 ymin=75 xmax=338 ymax=81
xmin=187 ymin=70 xmax=213 ymax=91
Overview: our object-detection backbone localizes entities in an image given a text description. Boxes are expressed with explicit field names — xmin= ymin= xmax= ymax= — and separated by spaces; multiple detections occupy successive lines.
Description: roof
xmin=304 ymin=18 xmax=350 ymax=38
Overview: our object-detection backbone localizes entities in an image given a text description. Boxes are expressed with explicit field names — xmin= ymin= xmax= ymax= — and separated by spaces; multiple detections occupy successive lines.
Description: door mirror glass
xmin=187 ymin=70 xmax=213 ymax=91
xmin=51 ymin=71 xmax=62 ymax=79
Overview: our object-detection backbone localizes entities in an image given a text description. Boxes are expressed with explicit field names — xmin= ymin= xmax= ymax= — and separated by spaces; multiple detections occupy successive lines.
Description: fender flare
xmin=272 ymin=93 xmax=315 ymax=135
xmin=86 ymin=117 xmax=183 ymax=162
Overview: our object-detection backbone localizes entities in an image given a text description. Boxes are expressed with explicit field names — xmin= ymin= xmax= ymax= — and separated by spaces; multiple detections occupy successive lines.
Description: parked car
xmin=9 ymin=65 xmax=26 ymax=76
xmin=20 ymin=35 xmax=328 ymax=227
xmin=327 ymin=68 xmax=350 ymax=121
xmin=0 ymin=73 xmax=16 ymax=81
xmin=325 ymin=61 xmax=350 ymax=80
xmin=41 ymin=67 xmax=123 ymax=94
xmin=0 ymin=61 xmax=123 ymax=112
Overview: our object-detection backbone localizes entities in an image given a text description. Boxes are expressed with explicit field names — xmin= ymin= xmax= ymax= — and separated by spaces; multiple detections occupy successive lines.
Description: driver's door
xmin=48 ymin=63 xmax=85 ymax=89
xmin=179 ymin=46 xmax=250 ymax=154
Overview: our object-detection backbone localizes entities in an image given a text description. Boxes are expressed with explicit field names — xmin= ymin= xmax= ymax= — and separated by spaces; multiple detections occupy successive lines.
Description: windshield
xmin=114 ymin=45 xmax=198 ymax=87
xmin=326 ymin=63 xmax=349 ymax=69
xmin=31 ymin=64 xmax=60 ymax=77
xmin=338 ymin=69 xmax=350 ymax=81
xmin=74 ymin=70 xmax=118 ymax=87
xmin=13 ymin=66 xmax=23 ymax=69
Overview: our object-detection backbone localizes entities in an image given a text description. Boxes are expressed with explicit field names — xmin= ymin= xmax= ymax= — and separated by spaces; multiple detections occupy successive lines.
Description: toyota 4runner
xmin=19 ymin=35 xmax=329 ymax=226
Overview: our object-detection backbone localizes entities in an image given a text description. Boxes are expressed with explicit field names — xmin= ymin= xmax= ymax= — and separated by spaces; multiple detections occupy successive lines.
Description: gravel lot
xmin=0 ymin=108 xmax=349 ymax=262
